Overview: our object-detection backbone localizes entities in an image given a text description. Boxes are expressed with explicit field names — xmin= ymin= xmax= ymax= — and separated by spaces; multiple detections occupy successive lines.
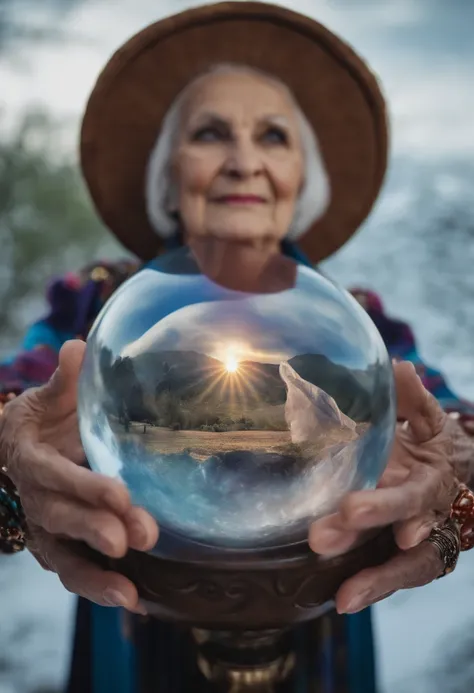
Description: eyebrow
xmin=187 ymin=112 xmax=228 ymax=129
xmin=187 ymin=111 xmax=292 ymax=129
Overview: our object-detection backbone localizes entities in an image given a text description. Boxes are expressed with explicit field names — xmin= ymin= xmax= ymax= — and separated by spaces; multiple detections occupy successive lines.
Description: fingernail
xmin=130 ymin=521 xmax=148 ymax=546
xmin=314 ymin=528 xmax=344 ymax=547
xmin=342 ymin=589 xmax=396 ymax=614
xmin=352 ymin=503 xmax=373 ymax=518
xmin=309 ymin=532 xmax=346 ymax=558
xmin=341 ymin=589 xmax=371 ymax=614
xmin=103 ymin=589 xmax=129 ymax=608
xmin=129 ymin=602 xmax=148 ymax=616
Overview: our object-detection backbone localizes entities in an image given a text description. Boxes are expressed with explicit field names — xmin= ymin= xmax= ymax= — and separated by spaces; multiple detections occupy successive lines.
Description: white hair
xmin=145 ymin=63 xmax=331 ymax=241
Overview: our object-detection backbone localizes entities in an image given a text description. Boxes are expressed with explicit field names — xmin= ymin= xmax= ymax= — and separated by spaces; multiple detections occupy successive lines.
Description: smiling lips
xmin=213 ymin=194 xmax=267 ymax=205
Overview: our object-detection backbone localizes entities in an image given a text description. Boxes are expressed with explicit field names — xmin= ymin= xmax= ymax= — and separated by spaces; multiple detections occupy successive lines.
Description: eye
xmin=191 ymin=125 xmax=228 ymax=142
xmin=261 ymin=126 xmax=289 ymax=145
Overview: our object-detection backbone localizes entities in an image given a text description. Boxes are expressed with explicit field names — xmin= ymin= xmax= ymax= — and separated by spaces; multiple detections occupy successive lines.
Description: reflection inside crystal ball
xmin=78 ymin=247 xmax=395 ymax=552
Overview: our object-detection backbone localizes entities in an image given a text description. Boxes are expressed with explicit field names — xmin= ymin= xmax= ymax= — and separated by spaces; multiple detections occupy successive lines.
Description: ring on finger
xmin=450 ymin=484 xmax=474 ymax=551
xmin=427 ymin=519 xmax=461 ymax=578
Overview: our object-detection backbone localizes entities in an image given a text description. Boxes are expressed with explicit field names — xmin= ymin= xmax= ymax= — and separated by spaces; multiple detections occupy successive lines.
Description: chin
xmin=207 ymin=217 xmax=277 ymax=244
xmin=216 ymin=227 xmax=274 ymax=244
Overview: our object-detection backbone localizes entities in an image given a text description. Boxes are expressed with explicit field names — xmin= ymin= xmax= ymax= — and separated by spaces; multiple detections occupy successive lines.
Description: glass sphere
xmin=78 ymin=247 xmax=395 ymax=552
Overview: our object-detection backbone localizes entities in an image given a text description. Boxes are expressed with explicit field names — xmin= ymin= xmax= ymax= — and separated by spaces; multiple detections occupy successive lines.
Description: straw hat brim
xmin=81 ymin=1 xmax=388 ymax=263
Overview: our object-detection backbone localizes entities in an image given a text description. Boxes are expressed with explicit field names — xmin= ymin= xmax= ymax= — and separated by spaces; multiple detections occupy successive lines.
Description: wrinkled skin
xmin=310 ymin=361 xmax=468 ymax=613
xmin=0 ymin=340 xmax=157 ymax=613
xmin=170 ymin=69 xmax=305 ymax=247
xmin=0 ymin=342 xmax=469 ymax=614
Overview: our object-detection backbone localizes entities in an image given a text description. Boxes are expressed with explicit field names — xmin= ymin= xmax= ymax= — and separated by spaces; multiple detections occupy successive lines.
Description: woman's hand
xmin=0 ymin=340 xmax=159 ymax=612
xmin=309 ymin=361 xmax=462 ymax=614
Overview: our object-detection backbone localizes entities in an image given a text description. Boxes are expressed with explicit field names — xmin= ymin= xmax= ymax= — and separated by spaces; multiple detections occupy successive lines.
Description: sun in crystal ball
xmin=78 ymin=247 xmax=395 ymax=552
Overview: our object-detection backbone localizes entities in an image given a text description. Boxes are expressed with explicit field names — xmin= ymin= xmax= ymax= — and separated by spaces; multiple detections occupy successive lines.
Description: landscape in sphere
xmin=78 ymin=247 xmax=395 ymax=551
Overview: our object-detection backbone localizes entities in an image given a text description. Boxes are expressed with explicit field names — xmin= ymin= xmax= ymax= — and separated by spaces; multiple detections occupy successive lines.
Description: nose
xmin=222 ymin=138 xmax=263 ymax=179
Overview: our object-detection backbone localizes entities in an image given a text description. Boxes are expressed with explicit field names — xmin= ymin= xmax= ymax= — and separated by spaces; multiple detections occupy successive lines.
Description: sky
xmin=116 ymin=265 xmax=379 ymax=370
xmin=1 ymin=0 xmax=473 ymax=160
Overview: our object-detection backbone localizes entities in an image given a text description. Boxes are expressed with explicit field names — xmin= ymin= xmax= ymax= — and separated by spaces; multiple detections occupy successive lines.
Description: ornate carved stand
xmin=72 ymin=527 xmax=396 ymax=691
xmin=193 ymin=628 xmax=295 ymax=692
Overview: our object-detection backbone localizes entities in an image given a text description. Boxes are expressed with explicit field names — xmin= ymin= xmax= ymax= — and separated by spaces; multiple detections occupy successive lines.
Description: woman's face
xmin=171 ymin=70 xmax=305 ymax=246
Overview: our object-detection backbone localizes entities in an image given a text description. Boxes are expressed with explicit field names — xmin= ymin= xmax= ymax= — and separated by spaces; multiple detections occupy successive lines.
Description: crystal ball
xmin=78 ymin=247 xmax=395 ymax=552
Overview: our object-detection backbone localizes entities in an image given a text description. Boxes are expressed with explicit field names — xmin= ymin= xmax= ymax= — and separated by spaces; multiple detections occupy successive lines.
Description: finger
xmin=310 ymin=510 xmax=439 ymax=557
xmin=127 ymin=603 xmax=148 ymax=617
xmin=393 ymin=361 xmax=445 ymax=442
xmin=40 ymin=532 xmax=141 ymax=609
xmin=23 ymin=489 xmax=128 ymax=558
xmin=17 ymin=444 xmax=131 ymax=517
xmin=376 ymin=465 xmax=409 ymax=488
xmin=38 ymin=340 xmax=86 ymax=409
xmin=28 ymin=522 xmax=55 ymax=572
xmin=393 ymin=513 xmax=438 ymax=550
xmin=336 ymin=540 xmax=444 ymax=614
xmin=308 ymin=513 xmax=361 ymax=557
xmin=124 ymin=506 xmax=159 ymax=552
xmin=338 ymin=462 xmax=457 ymax=529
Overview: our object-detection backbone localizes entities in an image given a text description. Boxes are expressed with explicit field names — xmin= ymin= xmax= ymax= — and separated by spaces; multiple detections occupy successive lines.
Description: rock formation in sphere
xmin=279 ymin=361 xmax=358 ymax=449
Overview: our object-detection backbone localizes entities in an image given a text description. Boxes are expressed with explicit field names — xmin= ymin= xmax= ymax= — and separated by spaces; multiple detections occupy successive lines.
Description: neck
xmin=185 ymin=236 xmax=294 ymax=293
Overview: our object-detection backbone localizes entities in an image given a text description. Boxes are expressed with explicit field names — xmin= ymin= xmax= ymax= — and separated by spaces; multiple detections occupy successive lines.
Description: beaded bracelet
xmin=0 ymin=466 xmax=26 ymax=553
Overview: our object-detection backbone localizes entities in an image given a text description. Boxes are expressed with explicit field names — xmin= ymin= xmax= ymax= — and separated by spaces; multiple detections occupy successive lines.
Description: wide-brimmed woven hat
xmin=81 ymin=1 xmax=388 ymax=263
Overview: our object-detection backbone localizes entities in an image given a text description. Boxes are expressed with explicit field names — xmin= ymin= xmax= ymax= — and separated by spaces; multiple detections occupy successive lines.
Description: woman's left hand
xmin=309 ymin=361 xmax=463 ymax=614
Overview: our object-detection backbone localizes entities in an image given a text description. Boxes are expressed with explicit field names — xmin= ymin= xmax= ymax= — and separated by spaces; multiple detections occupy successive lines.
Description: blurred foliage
xmin=0 ymin=0 xmax=120 ymax=352
xmin=0 ymin=110 xmax=119 ymax=349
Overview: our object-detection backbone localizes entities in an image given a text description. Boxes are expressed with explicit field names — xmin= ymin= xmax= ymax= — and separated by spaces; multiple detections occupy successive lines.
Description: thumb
xmin=41 ymin=340 xmax=86 ymax=404
xmin=394 ymin=361 xmax=445 ymax=443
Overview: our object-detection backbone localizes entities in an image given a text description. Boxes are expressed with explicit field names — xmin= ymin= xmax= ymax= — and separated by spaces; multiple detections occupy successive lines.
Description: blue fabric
xmin=346 ymin=612 xmax=377 ymax=693
xmin=0 ymin=321 xmax=74 ymax=367
xmin=401 ymin=346 xmax=465 ymax=409
xmin=91 ymin=606 xmax=135 ymax=693
xmin=22 ymin=320 xmax=75 ymax=353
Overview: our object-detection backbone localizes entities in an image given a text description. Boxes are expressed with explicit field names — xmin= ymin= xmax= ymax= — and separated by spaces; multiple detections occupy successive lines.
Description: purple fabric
xmin=0 ymin=261 xmax=137 ymax=396
xmin=0 ymin=345 xmax=58 ymax=394
xmin=350 ymin=288 xmax=416 ymax=357
xmin=45 ymin=273 xmax=81 ymax=332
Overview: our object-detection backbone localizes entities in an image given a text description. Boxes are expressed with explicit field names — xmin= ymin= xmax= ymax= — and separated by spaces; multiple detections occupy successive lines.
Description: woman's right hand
xmin=0 ymin=340 xmax=158 ymax=613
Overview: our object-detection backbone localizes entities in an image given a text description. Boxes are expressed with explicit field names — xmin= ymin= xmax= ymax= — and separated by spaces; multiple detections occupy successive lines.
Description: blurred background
xmin=0 ymin=0 xmax=473 ymax=691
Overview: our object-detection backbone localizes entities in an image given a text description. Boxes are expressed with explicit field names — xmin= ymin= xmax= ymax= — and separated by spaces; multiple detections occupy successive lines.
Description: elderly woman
xmin=1 ymin=3 xmax=473 ymax=693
